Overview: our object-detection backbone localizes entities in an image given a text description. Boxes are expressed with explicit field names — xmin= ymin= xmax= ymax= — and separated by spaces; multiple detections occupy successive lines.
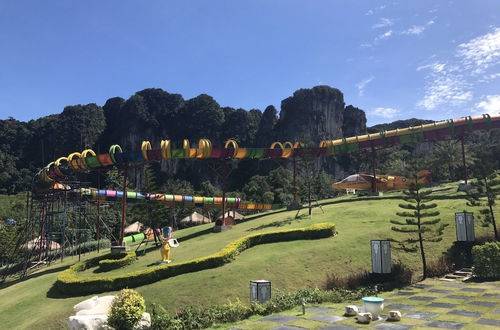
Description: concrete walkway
xmin=219 ymin=279 xmax=500 ymax=330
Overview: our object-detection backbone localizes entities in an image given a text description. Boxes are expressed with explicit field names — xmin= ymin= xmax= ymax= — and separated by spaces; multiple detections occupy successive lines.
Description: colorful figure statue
xmin=160 ymin=237 xmax=171 ymax=263
xmin=160 ymin=226 xmax=174 ymax=263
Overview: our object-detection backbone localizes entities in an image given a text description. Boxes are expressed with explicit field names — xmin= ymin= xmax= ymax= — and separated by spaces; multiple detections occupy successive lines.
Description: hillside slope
xmin=0 ymin=187 xmax=497 ymax=329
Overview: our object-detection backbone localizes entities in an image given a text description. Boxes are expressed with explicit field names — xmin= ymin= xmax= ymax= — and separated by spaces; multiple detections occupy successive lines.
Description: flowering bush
xmin=107 ymin=289 xmax=145 ymax=330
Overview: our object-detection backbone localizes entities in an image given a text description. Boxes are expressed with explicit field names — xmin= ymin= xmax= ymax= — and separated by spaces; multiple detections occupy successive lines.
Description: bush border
xmin=98 ymin=251 xmax=137 ymax=272
xmin=54 ymin=223 xmax=335 ymax=296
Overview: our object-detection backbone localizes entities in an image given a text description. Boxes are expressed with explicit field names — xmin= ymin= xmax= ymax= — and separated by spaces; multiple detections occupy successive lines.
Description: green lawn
xmin=0 ymin=186 xmax=498 ymax=329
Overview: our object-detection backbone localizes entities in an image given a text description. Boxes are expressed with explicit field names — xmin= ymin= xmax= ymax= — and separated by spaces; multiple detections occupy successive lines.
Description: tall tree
xmin=430 ymin=140 xmax=472 ymax=181
xmin=297 ymin=149 xmax=317 ymax=217
xmin=390 ymin=168 xmax=447 ymax=279
xmin=242 ymin=175 xmax=274 ymax=204
xmin=464 ymin=137 xmax=499 ymax=240
xmin=220 ymin=107 xmax=262 ymax=146
xmin=181 ymin=94 xmax=224 ymax=142
xmin=465 ymin=173 xmax=499 ymax=241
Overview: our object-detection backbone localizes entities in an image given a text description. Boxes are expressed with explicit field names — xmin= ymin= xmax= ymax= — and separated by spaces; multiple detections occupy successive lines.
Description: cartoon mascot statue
xmin=160 ymin=226 xmax=179 ymax=263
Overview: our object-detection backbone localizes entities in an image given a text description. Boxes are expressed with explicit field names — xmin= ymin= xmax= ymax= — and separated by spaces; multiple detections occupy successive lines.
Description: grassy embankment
xmin=0 ymin=185 xmax=497 ymax=329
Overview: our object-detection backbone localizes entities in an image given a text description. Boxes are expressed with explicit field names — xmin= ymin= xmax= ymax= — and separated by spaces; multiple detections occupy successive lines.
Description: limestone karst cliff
xmin=0 ymin=85 xmax=368 ymax=193
xmin=276 ymin=86 xmax=367 ymax=144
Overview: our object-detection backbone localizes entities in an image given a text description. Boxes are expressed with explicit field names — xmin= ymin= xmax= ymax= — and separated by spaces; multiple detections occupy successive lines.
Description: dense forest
xmin=0 ymin=86 xmax=362 ymax=194
xmin=0 ymin=85 xmax=498 ymax=204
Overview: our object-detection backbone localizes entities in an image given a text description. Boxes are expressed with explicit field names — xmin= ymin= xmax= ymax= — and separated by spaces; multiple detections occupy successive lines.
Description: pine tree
xmin=297 ymin=149 xmax=316 ymax=217
xmin=465 ymin=173 xmax=499 ymax=241
xmin=390 ymin=170 xmax=447 ymax=279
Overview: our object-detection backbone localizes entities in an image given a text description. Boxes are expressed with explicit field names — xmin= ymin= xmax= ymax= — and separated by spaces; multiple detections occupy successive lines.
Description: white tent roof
xmin=179 ymin=212 xmax=211 ymax=224
xmin=124 ymin=221 xmax=144 ymax=234
xmin=22 ymin=237 xmax=60 ymax=250
xmin=218 ymin=211 xmax=244 ymax=220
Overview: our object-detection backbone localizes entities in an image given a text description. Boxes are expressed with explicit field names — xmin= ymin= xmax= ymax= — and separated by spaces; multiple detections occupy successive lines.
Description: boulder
xmin=73 ymin=296 xmax=98 ymax=312
xmin=67 ymin=314 xmax=108 ymax=330
xmin=134 ymin=312 xmax=151 ymax=330
xmin=76 ymin=296 xmax=115 ymax=315
xmin=68 ymin=295 xmax=116 ymax=330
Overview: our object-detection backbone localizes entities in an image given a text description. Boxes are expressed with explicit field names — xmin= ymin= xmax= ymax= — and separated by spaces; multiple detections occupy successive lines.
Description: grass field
xmin=0 ymin=185 xmax=498 ymax=329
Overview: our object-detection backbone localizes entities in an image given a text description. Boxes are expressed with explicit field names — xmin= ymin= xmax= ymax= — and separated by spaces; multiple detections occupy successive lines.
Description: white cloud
xmin=417 ymin=71 xmax=472 ymax=110
xmin=416 ymin=62 xmax=472 ymax=110
xmin=482 ymin=72 xmax=500 ymax=80
xmin=416 ymin=27 xmax=500 ymax=111
xmin=457 ymin=27 xmax=500 ymax=75
xmin=356 ymin=76 xmax=374 ymax=96
xmin=372 ymin=18 xmax=394 ymax=29
xmin=417 ymin=62 xmax=446 ymax=72
xmin=402 ymin=20 xmax=435 ymax=36
xmin=375 ymin=30 xmax=393 ymax=42
xmin=475 ymin=95 xmax=500 ymax=115
xmin=365 ymin=4 xmax=386 ymax=17
xmin=403 ymin=25 xmax=426 ymax=35
xmin=373 ymin=107 xmax=399 ymax=118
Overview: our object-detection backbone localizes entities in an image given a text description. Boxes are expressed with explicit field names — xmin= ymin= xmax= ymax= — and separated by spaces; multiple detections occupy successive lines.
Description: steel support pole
xmin=221 ymin=188 xmax=226 ymax=226
xmin=96 ymin=170 xmax=101 ymax=252
xmin=371 ymin=146 xmax=377 ymax=193
xmin=119 ymin=168 xmax=128 ymax=246
xmin=460 ymin=137 xmax=468 ymax=184
xmin=293 ymin=156 xmax=298 ymax=202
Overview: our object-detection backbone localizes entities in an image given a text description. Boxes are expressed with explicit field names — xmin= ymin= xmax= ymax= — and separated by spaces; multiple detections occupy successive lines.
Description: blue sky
xmin=0 ymin=0 xmax=499 ymax=125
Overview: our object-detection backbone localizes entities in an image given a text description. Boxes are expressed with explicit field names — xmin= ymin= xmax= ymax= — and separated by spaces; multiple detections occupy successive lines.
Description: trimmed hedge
xmin=472 ymin=241 xmax=500 ymax=279
xmin=98 ymin=251 xmax=137 ymax=272
xmin=54 ymin=223 xmax=335 ymax=296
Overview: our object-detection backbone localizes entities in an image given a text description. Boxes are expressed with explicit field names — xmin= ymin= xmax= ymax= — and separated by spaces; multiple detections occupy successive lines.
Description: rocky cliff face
xmin=103 ymin=85 xmax=368 ymax=183
xmin=276 ymin=86 xmax=366 ymax=144
xmin=276 ymin=86 xmax=346 ymax=143
xmin=343 ymin=105 xmax=367 ymax=138
xmin=274 ymin=86 xmax=367 ymax=178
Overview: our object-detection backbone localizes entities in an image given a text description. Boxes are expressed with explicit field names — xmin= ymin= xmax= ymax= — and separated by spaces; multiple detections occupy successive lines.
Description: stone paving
xmin=222 ymin=279 xmax=500 ymax=329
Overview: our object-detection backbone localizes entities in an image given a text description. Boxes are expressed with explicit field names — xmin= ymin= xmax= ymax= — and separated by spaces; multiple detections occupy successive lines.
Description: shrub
xmin=426 ymin=256 xmax=453 ymax=278
xmin=391 ymin=260 xmax=414 ymax=285
xmin=443 ymin=233 xmax=496 ymax=269
xmin=209 ymin=299 xmax=252 ymax=323
xmin=98 ymin=251 xmax=136 ymax=272
xmin=324 ymin=261 xmax=414 ymax=291
xmin=108 ymin=289 xmax=146 ymax=330
xmin=149 ymin=303 xmax=182 ymax=330
xmin=175 ymin=306 xmax=213 ymax=329
xmin=55 ymin=223 xmax=335 ymax=295
xmin=325 ymin=270 xmax=371 ymax=290
xmin=472 ymin=241 xmax=500 ymax=279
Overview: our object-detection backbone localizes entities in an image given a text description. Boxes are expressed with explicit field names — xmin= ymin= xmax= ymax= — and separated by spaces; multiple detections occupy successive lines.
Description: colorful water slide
xmin=78 ymin=188 xmax=282 ymax=211
xmin=34 ymin=114 xmax=499 ymax=189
